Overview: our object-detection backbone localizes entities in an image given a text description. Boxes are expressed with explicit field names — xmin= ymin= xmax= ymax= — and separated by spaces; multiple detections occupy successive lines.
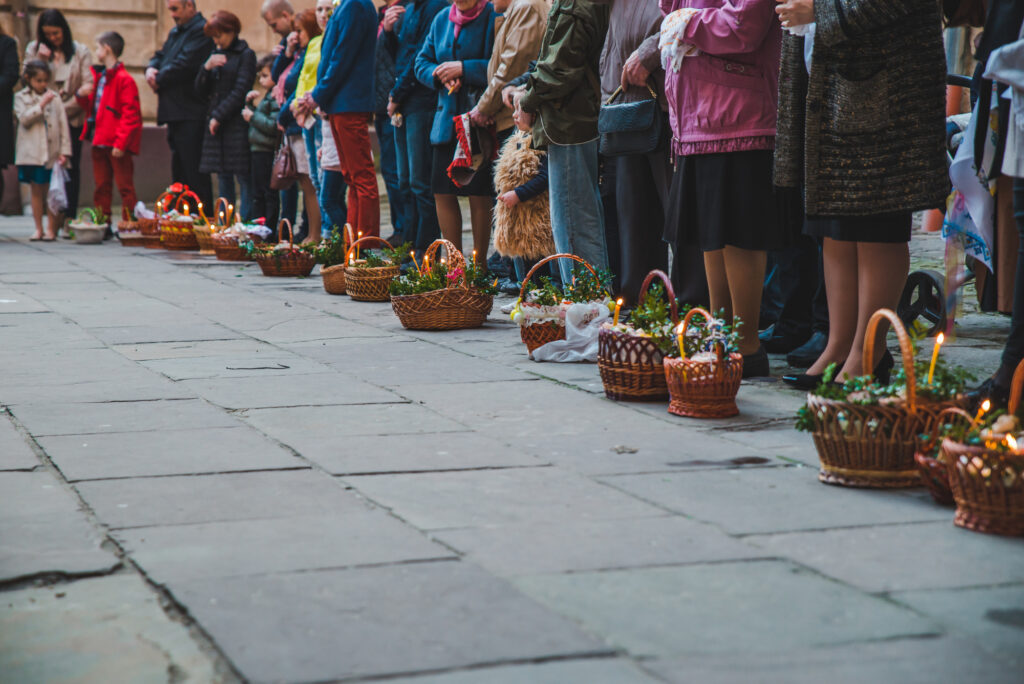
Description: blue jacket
xmin=414 ymin=4 xmax=495 ymax=145
xmin=276 ymin=48 xmax=305 ymax=136
xmin=387 ymin=0 xmax=449 ymax=113
xmin=312 ymin=0 xmax=377 ymax=115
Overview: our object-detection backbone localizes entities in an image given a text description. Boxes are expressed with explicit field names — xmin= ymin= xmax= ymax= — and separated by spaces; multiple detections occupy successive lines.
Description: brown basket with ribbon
xmin=141 ymin=190 xmax=175 ymax=248
xmin=117 ymin=207 xmax=145 ymax=247
xmin=598 ymin=270 xmax=677 ymax=402
xmin=515 ymin=254 xmax=602 ymax=355
xmin=939 ymin=360 xmax=1024 ymax=536
xmin=159 ymin=190 xmax=201 ymax=250
xmin=806 ymin=309 xmax=934 ymax=488
xmin=211 ymin=231 xmax=255 ymax=261
xmin=391 ymin=239 xmax=493 ymax=330
xmin=344 ymin=236 xmax=400 ymax=301
xmin=663 ymin=307 xmax=744 ymax=419
xmin=254 ymin=219 xmax=316 ymax=277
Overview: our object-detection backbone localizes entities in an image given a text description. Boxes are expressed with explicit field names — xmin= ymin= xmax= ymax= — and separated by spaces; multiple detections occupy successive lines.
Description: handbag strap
xmin=605 ymin=80 xmax=659 ymax=106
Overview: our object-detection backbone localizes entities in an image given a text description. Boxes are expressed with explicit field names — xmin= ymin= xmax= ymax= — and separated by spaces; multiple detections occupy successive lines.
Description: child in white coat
xmin=15 ymin=59 xmax=71 ymax=241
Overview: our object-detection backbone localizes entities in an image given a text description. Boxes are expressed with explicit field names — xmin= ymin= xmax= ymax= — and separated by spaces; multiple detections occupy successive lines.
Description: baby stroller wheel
xmin=898 ymin=270 xmax=946 ymax=337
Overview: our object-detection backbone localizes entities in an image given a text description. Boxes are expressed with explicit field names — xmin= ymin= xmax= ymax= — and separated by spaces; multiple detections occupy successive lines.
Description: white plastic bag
xmin=531 ymin=302 xmax=609 ymax=363
xmin=47 ymin=165 xmax=68 ymax=215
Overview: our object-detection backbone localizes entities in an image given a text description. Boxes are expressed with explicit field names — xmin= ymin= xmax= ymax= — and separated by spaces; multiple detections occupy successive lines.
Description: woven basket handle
xmin=1007 ymin=357 xmax=1024 ymax=416
xmin=863 ymin=308 xmax=915 ymax=411
xmin=174 ymin=190 xmax=201 ymax=216
xmin=681 ymin=307 xmax=726 ymax=375
xmin=277 ymin=218 xmax=294 ymax=247
xmin=422 ymin=239 xmax=468 ymax=288
xmin=922 ymin=406 xmax=975 ymax=453
xmin=155 ymin=191 xmax=175 ymax=214
xmin=638 ymin=269 xmax=679 ymax=324
xmin=341 ymin=223 xmax=356 ymax=249
xmin=346 ymin=236 xmax=393 ymax=264
xmin=517 ymin=253 xmax=603 ymax=302
xmin=214 ymin=197 xmax=231 ymax=224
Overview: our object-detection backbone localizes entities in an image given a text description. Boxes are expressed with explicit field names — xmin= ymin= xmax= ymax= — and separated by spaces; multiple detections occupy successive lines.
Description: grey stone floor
xmin=0 ymin=215 xmax=1022 ymax=684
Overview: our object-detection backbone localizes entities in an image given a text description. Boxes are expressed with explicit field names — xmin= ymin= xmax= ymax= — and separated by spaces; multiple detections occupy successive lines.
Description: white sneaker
xmin=499 ymin=301 xmax=516 ymax=314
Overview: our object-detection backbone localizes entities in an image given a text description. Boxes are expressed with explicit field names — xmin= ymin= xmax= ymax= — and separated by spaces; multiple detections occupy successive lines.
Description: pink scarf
xmin=449 ymin=0 xmax=486 ymax=39
xmin=272 ymin=57 xmax=297 ymax=107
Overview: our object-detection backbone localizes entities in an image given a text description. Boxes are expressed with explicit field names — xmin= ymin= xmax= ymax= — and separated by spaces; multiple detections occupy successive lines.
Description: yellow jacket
xmin=294 ymin=35 xmax=323 ymax=104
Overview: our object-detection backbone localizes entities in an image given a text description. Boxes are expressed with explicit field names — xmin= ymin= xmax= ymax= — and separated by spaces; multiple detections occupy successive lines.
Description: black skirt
xmin=431 ymin=141 xmax=497 ymax=197
xmin=804 ymin=212 xmax=913 ymax=243
xmin=664 ymin=149 xmax=795 ymax=252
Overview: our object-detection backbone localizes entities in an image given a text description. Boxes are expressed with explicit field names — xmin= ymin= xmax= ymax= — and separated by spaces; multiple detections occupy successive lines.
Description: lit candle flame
xmin=927 ymin=332 xmax=944 ymax=385
xmin=410 ymin=251 xmax=420 ymax=274
xmin=1007 ymin=434 xmax=1018 ymax=452
xmin=613 ymin=298 xmax=623 ymax=327
xmin=675 ymin=322 xmax=686 ymax=360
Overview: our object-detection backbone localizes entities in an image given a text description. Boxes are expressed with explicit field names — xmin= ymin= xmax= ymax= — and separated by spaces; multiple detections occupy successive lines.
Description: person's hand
xmin=209 ymin=118 xmax=220 ymax=135
xmin=241 ymin=108 xmax=254 ymax=122
xmin=246 ymin=89 xmax=260 ymax=103
xmin=382 ymin=4 xmax=405 ymax=31
xmin=205 ymin=54 xmax=227 ymax=71
xmin=499 ymin=191 xmax=520 ymax=208
xmin=77 ymin=83 xmax=93 ymax=98
xmin=37 ymin=43 xmax=51 ymax=59
xmin=621 ymin=50 xmax=651 ymax=89
xmin=444 ymin=78 xmax=461 ymax=94
xmin=775 ymin=0 xmax=814 ymax=27
xmin=56 ymin=154 xmax=67 ymax=167
xmin=285 ymin=31 xmax=299 ymax=57
xmin=112 ymin=147 xmax=124 ymax=158
xmin=145 ymin=67 xmax=159 ymax=90
xmin=272 ymin=43 xmax=284 ymax=56
xmin=434 ymin=61 xmax=463 ymax=84
xmin=469 ymin=107 xmax=492 ymax=127
xmin=277 ymin=122 xmax=285 ymax=132
xmin=387 ymin=98 xmax=399 ymax=117
xmin=40 ymin=90 xmax=56 ymax=106
xmin=502 ymin=85 xmax=523 ymax=109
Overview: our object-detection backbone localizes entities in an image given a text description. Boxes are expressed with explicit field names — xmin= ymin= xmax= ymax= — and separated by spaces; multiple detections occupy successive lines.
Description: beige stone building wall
xmin=1 ymin=0 xmax=280 ymax=121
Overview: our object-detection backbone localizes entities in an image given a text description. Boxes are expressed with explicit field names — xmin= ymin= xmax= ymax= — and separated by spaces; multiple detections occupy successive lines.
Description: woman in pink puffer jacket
xmin=660 ymin=0 xmax=787 ymax=378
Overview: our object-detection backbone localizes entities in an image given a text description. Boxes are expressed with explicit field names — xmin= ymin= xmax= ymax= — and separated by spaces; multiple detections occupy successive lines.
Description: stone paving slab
xmin=892 ymin=585 xmax=1024 ymax=668
xmin=0 ymin=269 xmax=111 ymax=284
xmin=435 ymin=515 xmax=770 ymax=577
xmin=645 ymin=637 xmax=1020 ymax=684
xmin=344 ymin=467 xmax=664 ymax=530
xmin=36 ymin=427 xmax=304 ymax=481
xmin=138 ymin=353 xmax=335 ymax=381
xmin=240 ymin=403 xmax=468 ymax=449
xmin=749 ymin=521 xmax=1024 ymax=592
xmin=515 ymin=560 xmax=938 ymax=658
xmin=0 ymin=414 xmax=39 ymax=471
xmin=181 ymin=372 xmax=404 ymax=409
xmin=8 ymin=399 xmax=242 ymax=437
xmin=0 ymin=574 xmax=223 ymax=684
xmin=600 ymin=466 xmax=950 ymax=535
xmin=73 ymin=470 xmax=370 ymax=529
xmin=171 ymin=561 xmax=610 ymax=683
xmin=241 ymin=315 xmax=390 ymax=342
xmin=2 ymin=377 xmax=197 ymax=405
xmin=308 ymin=431 xmax=546 ymax=474
xmin=0 ymin=290 xmax=49 ymax=313
xmin=0 ymin=472 xmax=118 ymax=581
xmin=86 ymin=323 xmax=245 ymax=345
xmin=116 ymin=512 xmax=454 ymax=582
xmin=111 ymin=339 xmax=277 ymax=361
xmin=382 ymin=659 xmax=662 ymax=683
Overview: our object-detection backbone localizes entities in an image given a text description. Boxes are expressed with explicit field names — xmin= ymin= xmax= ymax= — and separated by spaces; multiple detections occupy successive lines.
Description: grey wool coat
xmin=774 ymin=0 xmax=949 ymax=217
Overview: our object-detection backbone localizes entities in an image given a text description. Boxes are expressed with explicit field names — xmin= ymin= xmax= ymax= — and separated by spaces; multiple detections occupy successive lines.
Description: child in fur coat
xmin=492 ymin=129 xmax=554 ymax=284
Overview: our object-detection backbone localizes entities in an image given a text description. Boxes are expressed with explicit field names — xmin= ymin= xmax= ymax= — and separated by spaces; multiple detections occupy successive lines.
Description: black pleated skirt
xmin=664 ymin=149 xmax=797 ymax=252
xmin=804 ymin=212 xmax=913 ymax=243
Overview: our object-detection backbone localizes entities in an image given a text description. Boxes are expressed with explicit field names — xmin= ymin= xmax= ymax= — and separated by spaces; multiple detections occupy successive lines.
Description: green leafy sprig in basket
xmin=390 ymin=251 xmax=499 ymax=296
xmin=351 ymin=241 xmax=411 ymax=269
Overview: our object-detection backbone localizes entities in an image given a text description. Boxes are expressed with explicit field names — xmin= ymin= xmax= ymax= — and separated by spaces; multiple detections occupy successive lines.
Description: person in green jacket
xmin=513 ymin=0 xmax=610 ymax=285
xmin=242 ymin=54 xmax=281 ymax=226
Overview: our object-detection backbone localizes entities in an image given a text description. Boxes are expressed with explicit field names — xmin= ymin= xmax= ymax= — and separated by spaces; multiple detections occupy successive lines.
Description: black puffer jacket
xmin=196 ymin=37 xmax=256 ymax=176
xmin=0 ymin=35 xmax=18 ymax=166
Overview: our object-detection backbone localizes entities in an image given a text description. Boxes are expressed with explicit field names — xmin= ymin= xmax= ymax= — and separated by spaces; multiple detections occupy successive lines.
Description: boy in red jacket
xmin=76 ymin=31 xmax=142 ymax=224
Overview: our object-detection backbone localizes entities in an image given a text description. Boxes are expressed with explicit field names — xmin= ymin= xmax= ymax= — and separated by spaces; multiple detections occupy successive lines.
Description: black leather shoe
xmin=873 ymin=350 xmax=894 ymax=385
xmin=496 ymin=277 xmax=521 ymax=296
xmin=742 ymin=345 xmax=770 ymax=378
xmin=782 ymin=372 xmax=824 ymax=391
xmin=764 ymin=330 xmax=812 ymax=355
xmin=787 ymin=330 xmax=827 ymax=368
xmin=965 ymin=376 xmax=1011 ymax=410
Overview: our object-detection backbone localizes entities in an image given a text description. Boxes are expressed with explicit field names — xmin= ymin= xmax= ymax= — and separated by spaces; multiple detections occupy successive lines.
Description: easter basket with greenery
xmin=244 ymin=219 xmax=316 ymax=277
xmin=663 ymin=307 xmax=743 ymax=419
xmin=390 ymin=239 xmax=496 ymax=330
xmin=344 ymin=236 xmax=404 ymax=302
xmin=159 ymin=191 xmax=201 ymax=251
xmin=317 ymin=224 xmax=355 ymax=295
xmin=68 ymin=207 xmax=107 ymax=244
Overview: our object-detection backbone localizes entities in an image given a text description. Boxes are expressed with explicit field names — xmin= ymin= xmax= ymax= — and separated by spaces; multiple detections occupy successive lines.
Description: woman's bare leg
xmin=468 ymin=195 xmax=493 ymax=262
xmin=29 ymin=184 xmax=45 ymax=239
xmin=299 ymin=176 xmax=321 ymax=243
xmin=722 ymin=245 xmax=767 ymax=355
xmin=435 ymin=194 xmax=463 ymax=250
xmin=703 ymin=249 xmax=732 ymax=321
xmin=807 ymin=237 xmax=859 ymax=376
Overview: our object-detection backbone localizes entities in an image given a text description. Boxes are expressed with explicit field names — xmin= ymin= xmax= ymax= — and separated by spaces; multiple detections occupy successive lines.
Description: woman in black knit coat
xmin=196 ymin=10 xmax=257 ymax=220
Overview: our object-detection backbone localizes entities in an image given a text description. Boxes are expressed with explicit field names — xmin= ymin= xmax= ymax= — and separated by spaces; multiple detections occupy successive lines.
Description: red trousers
xmin=91 ymin=147 xmax=137 ymax=220
xmin=328 ymin=112 xmax=380 ymax=237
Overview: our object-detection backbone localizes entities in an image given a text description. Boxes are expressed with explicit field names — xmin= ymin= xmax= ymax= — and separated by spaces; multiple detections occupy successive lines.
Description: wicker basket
xmin=254 ymin=219 xmax=316 ymax=277
xmin=345 ymin=236 xmax=400 ymax=301
xmin=914 ymin=401 xmax=972 ymax=505
xmin=516 ymin=254 xmax=604 ymax=355
xmin=598 ymin=270 xmax=677 ymax=402
xmin=211 ymin=232 xmax=253 ymax=261
xmin=806 ymin=309 xmax=934 ymax=488
xmin=118 ymin=208 xmax=144 ymax=247
xmin=159 ymin=191 xmax=201 ymax=250
xmin=193 ymin=224 xmax=217 ymax=255
xmin=138 ymin=216 xmax=161 ymax=248
xmin=663 ymin=307 xmax=744 ymax=418
xmin=391 ymin=239 xmax=493 ymax=330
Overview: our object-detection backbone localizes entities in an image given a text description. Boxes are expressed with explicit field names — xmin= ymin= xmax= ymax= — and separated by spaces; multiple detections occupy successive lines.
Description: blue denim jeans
xmin=320 ymin=169 xmax=348 ymax=235
xmin=303 ymin=123 xmax=322 ymax=195
xmin=548 ymin=139 xmax=608 ymax=284
xmin=394 ymin=109 xmax=439 ymax=251
xmin=376 ymin=112 xmax=410 ymax=243
xmin=217 ymin=174 xmax=253 ymax=222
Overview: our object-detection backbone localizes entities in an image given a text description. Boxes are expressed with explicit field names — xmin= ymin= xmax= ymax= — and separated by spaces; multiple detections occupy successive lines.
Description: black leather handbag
xmin=598 ymin=83 xmax=665 ymax=157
